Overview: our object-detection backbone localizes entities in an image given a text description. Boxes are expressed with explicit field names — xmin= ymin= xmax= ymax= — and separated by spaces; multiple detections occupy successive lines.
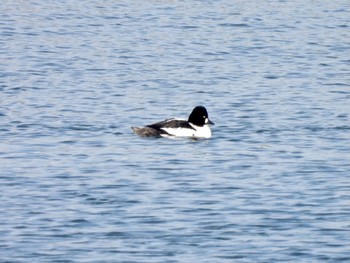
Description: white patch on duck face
xmin=161 ymin=124 xmax=211 ymax=138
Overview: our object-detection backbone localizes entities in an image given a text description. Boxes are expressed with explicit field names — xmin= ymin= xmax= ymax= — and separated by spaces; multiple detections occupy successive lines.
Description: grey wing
xmin=132 ymin=126 xmax=163 ymax=137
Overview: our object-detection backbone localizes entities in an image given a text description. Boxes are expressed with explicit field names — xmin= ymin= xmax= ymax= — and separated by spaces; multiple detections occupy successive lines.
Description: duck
xmin=132 ymin=106 xmax=214 ymax=138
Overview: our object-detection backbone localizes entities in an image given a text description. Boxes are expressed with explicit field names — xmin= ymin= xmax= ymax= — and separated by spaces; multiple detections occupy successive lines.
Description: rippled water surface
xmin=1 ymin=1 xmax=350 ymax=262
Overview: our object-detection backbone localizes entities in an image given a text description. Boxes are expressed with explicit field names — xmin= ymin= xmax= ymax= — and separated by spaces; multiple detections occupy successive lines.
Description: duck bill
xmin=207 ymin=118 xmax=214 ymax=125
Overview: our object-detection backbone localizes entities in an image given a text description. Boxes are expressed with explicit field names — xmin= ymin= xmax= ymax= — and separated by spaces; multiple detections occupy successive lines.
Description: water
xmin=1 ymin=0 xmax=350 ymax=262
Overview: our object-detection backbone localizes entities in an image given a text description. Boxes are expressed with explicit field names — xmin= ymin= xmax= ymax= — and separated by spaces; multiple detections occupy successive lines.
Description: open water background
xmin=1 ymin=1 xmax=350 ymax=262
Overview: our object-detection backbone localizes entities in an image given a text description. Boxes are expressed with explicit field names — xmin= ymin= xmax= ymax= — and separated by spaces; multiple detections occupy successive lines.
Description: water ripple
xmin=1 ymin=0 xmax=350 ymax=262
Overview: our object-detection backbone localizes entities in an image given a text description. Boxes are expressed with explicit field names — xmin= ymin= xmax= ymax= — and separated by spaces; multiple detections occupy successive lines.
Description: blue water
xmin=1 ymin=1 xmax=350 ymax=262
